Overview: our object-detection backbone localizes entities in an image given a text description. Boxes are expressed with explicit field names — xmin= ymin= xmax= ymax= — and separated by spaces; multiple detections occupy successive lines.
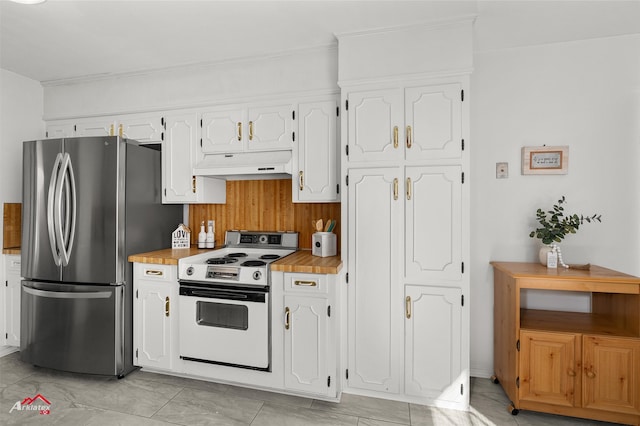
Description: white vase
xmin=539 ymin=245 xmax=553 ymax=265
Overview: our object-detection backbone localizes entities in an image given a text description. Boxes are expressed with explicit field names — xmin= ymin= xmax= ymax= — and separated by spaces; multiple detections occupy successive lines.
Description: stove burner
xmin=259 ymin=254 xmax=280 ymax=260
xmin=206 ymin=257 xmax=239 ymax=265
xmin=242 ymin=260 xmax=266 ymax=267
xmin=227 ymin=253 xmax=248 ymax=258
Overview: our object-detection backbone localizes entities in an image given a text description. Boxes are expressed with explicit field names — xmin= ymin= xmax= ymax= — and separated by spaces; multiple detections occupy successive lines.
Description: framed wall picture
xmin=521 ymin=146 xmax=569 ymax=175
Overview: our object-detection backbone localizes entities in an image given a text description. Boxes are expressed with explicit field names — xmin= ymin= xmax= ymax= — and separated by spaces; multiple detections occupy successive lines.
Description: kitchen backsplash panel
xmin=189 ymin=180 xmax=341 ymax=251
xmin=3 ymin=203 xmax=21 ymax=250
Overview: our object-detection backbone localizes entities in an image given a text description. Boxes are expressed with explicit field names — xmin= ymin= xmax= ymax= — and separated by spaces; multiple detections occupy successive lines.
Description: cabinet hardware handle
xmin=567 ymin=369 xmax=576 ymax=377
xmin=145 ymin=270 xmax=164 ymax=277
xmin=299 ymin=171 xmax=304 ymax=191
xmin=406 ymin=296 xmax=411 ymax=319
xmin=119 ymin=123 xmax=123 ymax=137
xmin=165 ymin=297 xmax=170 ymax=317
xmin=237 ymin=122 xmax=242 ymax=141
xmin=406 ymin=177 xmax=412 ymax=200
xmin=109 ymin=124 xmax=115 ymax=136
xmin=294 ymin=280 xmax=316 ymax=287
xmin=192 ymin=176 xmax=196 ymax=194
xmin=285 ymin=307 xmax=290 ymax=330
xmin=586 ymin=370 xmax=596 ymax=379
xmin=406 ymin=125 xmax=412 ymax=148
xmin=393 ymin=126 xmax=399 ymax=148
xmin=249 ymin=121 xmax=254 ymax=141
xmin=393 ymin=178 xmax=399 ymax=200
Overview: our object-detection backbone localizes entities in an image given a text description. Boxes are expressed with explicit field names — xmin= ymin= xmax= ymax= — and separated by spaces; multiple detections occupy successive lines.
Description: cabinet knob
xmin=567 ymin=369 xmax=576 ymax=377
xmin=586 ymin=370 xmax=596 ymax=379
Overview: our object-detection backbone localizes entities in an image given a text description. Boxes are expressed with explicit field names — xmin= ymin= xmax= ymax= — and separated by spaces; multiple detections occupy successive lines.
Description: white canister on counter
xmin=206 ymin=220 xmax=215 ymax=248
xmin=198 ymin=222 xmax=206 ymax=249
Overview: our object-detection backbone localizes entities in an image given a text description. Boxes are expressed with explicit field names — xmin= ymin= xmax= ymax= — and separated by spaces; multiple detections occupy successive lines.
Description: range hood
xmin=193 ymin=150 xmax=292 ymax=180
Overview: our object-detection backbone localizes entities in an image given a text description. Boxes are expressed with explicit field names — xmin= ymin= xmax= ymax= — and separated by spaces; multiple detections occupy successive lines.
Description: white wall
xmin=469 ymin=33 xmax=640 ymax=377
xmin=0 ymin=69 xmax=44 ymax=248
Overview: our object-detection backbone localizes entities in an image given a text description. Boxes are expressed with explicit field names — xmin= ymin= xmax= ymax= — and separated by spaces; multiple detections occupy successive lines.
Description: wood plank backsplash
xmin=189 ymin=180 xmax=341 ymax=251
xmin=3 ymin=203 xmax=22 ymax=249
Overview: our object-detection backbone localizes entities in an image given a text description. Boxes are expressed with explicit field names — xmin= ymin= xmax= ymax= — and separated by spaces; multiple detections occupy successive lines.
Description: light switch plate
xmin=496 ymin=162 xmax=509 ymax=179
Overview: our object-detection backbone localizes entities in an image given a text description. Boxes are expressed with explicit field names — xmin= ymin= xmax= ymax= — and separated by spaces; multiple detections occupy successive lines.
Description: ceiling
xmin=1 ymin=1 xmax=638 ymax=84
xmin=0 ymin=0 xmax=478 ymax=83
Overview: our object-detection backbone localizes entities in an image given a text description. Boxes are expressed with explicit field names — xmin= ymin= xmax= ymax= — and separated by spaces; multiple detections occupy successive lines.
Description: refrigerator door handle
xmin=60 ymin=153 xmax=77 ymax=266
xmin=23 ymin=285 xmax=113 ymax=299
xmin=47 ymin=153 xmax=64 ymax=266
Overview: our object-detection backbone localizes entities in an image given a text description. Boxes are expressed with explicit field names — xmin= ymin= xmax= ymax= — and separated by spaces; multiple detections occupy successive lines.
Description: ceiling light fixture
xmin=10 ymin=0 xmax=47 ymax=4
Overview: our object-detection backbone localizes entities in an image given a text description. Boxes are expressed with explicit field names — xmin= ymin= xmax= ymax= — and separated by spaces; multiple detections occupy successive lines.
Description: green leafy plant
xmin=529 ymin=196 xmax=602 ymax=245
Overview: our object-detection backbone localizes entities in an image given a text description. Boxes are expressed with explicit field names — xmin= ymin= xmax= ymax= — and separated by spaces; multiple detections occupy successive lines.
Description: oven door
xmin=179 ymin=282 xmax=269 ymax=370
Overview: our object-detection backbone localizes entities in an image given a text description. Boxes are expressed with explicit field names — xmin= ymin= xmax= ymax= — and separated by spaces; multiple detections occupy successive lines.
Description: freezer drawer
xmin=20 ymin=280 xmax=125 ymax=376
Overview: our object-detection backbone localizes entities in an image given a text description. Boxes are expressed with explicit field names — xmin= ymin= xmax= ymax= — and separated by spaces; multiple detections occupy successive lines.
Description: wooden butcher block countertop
xmin=271 ymin=250 xmax=342 ymax=275
xmin=2 ymin=248 xmax=20 ymax=255
xmin=128 ymin=246 xmax=214 ymax=265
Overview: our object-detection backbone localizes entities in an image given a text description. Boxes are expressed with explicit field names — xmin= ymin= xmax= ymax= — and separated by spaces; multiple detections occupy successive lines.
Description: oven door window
xmin=196 ymin=301 xmax=248 ymax=330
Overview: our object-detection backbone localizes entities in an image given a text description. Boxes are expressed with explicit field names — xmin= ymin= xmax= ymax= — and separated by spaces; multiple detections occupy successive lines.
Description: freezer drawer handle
xmin=23 ymin=286 xmax=112 ymax=299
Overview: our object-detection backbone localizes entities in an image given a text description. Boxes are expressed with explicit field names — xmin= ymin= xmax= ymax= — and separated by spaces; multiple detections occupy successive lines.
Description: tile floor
xmin=0 ymin=352 xmax=620 ymax=425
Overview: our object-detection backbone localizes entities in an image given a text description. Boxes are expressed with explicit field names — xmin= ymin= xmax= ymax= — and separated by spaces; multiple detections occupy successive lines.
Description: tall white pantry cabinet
xmin=337 ymin=19 xmax=473 ymax=409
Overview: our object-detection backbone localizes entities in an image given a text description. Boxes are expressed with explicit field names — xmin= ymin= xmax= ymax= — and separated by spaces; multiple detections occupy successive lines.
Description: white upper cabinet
xmin=75 ymin=119 xmax=114 ymax=137
xmin=46 ymin=121 xmax=75 ymax=138
xmin=405 ymin=83 xmax=463 ymax=161
xmin=162 ymin=111 xmax=225 ymax=204
xmin=294 ymin=98 xmax=339 ymax=202
xmin=117 ymin=113 xmax=164 ymax=143
xmin=200 ymin=107 xmax=245 ymax=153
xmin=347 ymin=83 xmax=463 ymax=163
xmin=200 ymin=102 xmax=294 ymax=154
xmin=347 ymin=89 xmax=404 ymax=163
xmin=246 ymin=103 xmax=294 ymax=151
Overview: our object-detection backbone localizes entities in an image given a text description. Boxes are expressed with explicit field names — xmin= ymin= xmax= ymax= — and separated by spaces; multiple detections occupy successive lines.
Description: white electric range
xmin=177 ymin=230 xmax=298 ymax=371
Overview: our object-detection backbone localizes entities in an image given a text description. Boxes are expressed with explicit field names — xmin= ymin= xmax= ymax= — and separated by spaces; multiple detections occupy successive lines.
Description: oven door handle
xmin=188 ymin=289 xmax=252 ymax=301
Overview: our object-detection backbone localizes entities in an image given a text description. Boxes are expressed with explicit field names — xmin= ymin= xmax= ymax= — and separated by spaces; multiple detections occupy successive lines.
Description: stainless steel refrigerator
xmin=20 ymin=136 xmax=182 ymax=377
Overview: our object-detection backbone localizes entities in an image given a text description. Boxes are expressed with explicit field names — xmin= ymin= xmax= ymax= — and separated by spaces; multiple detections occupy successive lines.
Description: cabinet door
xmin=284 ymin=295 xmax=328 ymax=395
xmin=46 ymin=122 xmax=75 ymax=138
xmin=519 ymin=330 xmax=580 ymax=408
xmin=405 ymin=285 xmax=463 ymax=402
xmin=133 ymin=265 xmax=176 ymax=371
xmin=5 ymin=256 xmax=21 ymax=347
xmin=347 ymin=168 xmax=402 ymax=393
xmin=295 ymin=99 xmax=338 ymax=202
xmin=583 ymin=335 xmax=640 ymax=415
xmin=405 ymin=83 xmax=463 ymax=161
xmin=405 ymin=166 xmax=462 ymax=282
xmin=246 ymin=103 xmax=294 ymax=151
xmin=119 ymin=114 xmax=164 ymax=143
xmin=75 ymin=119 xmax=115 ymax=137
xmin=347 ymin=89 xmax=404 ymax=163
xmin=200 ymin=107 xmax=246 ymax=153
xmin=162 ymin=112 xmax=199 ymax=203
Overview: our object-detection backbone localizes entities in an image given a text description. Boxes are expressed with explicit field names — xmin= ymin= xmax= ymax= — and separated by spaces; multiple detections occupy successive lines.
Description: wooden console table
xmin=490 ymin=262 xmax=640 ymax=425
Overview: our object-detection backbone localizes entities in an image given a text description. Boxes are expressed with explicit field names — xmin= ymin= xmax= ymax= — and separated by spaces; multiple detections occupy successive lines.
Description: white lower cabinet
xmin=133 ymin=263 xmax=178 ymax=371
xmin=404 ymin=285 xmax=464 ymax=403
xmin=282 ymin=272 xmax=337 ymax=398
xmin=4 ymin=255 xmax=21 ymax=347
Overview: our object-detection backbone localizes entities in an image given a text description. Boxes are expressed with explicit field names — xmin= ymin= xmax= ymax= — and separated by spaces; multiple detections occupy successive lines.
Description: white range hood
xmin=193 ymin=150 xmax=292 ymax=180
